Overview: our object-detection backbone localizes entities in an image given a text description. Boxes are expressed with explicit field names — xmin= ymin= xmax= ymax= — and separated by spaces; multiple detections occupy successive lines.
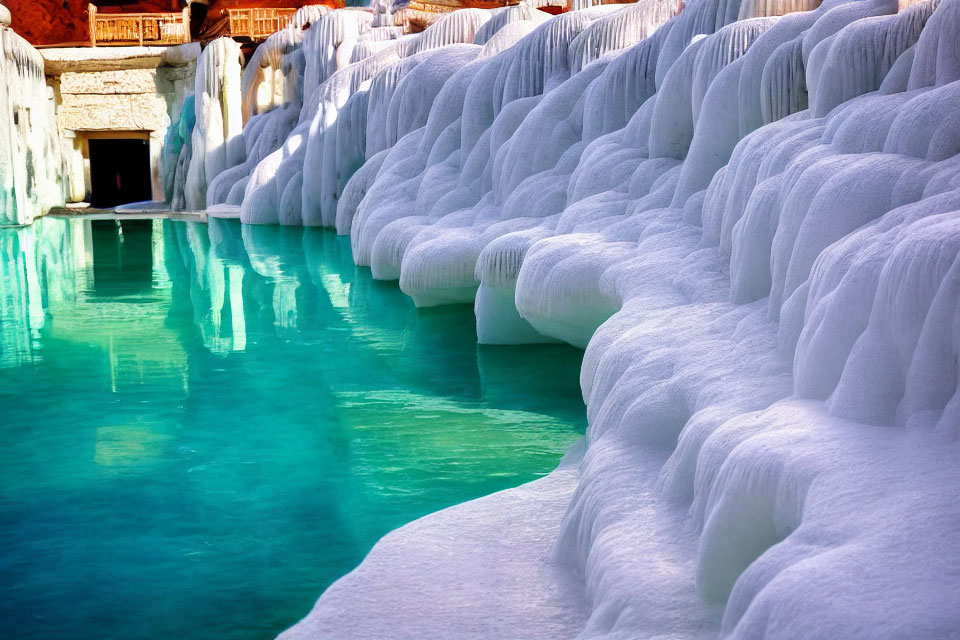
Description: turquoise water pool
xmin=0 ymin=217 xmax=585 ymax=640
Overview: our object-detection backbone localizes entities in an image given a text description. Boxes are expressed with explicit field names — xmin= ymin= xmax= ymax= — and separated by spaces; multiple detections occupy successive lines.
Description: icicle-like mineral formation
xmin=170 ymin=0 xmax=960 ymax=637
xmin=181 ymin=37 xmax=245 ymax=211
xmin=0 ymin=6 xmax=65 ymax=225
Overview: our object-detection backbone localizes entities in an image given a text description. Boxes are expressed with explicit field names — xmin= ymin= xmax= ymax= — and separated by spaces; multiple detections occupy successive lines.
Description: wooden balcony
xmin=227 ymin=8 xmax=299 ymax=40
xmin=404 ymin=0 xmax=568 ymax=28
xmin=87 ymin=4 xmax=191 ymax=48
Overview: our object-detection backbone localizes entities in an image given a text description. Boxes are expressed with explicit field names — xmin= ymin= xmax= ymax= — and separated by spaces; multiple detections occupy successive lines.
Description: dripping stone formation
xmin=2 ymin=0 xmax=959 ymax=638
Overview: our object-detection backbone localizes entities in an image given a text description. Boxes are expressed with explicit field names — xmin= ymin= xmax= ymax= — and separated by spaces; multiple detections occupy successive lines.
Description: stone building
xmin=41 ymin=44 xmax=199 ymax=205
xmin=0 ymin=0 xmax=338 ymax=218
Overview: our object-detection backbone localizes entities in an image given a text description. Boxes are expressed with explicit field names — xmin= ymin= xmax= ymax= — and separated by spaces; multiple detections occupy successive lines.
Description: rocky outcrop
xmin=6 ymin=0 xmax=92 ymax=46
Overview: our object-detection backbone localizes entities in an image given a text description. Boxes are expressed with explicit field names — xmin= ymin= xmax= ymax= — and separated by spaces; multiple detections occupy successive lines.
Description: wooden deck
xmin=228 ymin=8 xmax=300 ymax=40
xmin=85 ymin=4 xmax=303 ymax=47
xmin=200 ymin=8 xmax=301 ymax=42
xmin=87 ymin=4 xmax=191 ymax=47
xmin=404 ymin=0 xmax=569 ymax=28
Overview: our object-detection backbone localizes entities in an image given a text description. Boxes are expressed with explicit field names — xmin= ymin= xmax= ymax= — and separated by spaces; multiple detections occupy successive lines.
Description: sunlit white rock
xmin=0 ymin=25 xmax=65 ymax=224
xmin=180 ymin=1 xmax=960 ymax=637
xmin=183 ymin=38 xmax=244 ymax=211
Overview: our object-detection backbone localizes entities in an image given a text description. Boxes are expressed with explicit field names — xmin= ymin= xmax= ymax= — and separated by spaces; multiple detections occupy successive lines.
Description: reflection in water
xmin=91 ymin=220 xmax=155 ymax=295
xmin=0 ymin=217 xmax=586 ymax=640
xmin=0 ymin=219 xmax=87 ymax=368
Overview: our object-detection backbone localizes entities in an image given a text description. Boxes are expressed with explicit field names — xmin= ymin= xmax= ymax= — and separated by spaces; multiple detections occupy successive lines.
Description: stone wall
xmin=59 ymin=92 xmax=171 ymax=131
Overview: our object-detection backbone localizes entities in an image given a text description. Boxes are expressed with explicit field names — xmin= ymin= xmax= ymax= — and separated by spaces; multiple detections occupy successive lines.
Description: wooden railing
xmin=87 ymin=4 xmax=191 ymax=47
xmin=405 ymin=0 xmax=567 ymax=18
xmin=227 ymin=8 xmax=299 ymax=40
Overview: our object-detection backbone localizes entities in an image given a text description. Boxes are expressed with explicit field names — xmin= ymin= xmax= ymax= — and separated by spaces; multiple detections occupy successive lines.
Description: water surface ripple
xmin=0 ymin=217 xmax=585 ymax=640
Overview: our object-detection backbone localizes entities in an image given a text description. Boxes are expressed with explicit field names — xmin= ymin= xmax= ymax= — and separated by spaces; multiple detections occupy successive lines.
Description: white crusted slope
xmin=0 ymin=24 xmax=65 ymax=224
xmin=279 ymin=454 xmax=590 ymax=640
xmin=279 ymin=0 xmax=960 ymax=638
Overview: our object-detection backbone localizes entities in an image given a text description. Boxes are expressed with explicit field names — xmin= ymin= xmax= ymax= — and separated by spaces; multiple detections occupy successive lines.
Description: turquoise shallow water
xmin=0 ymin=217 xmax=585 ymax=640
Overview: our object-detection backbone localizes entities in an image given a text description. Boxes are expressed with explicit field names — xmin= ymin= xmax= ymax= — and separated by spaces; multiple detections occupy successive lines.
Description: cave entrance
xmin=87 ymin=132 xmax=153 ymax=209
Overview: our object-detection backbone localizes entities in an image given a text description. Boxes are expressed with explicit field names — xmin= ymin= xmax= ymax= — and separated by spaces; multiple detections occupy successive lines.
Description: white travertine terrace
xmin=182 ymin=37 xmax=245 ymax=211
xmin=0 ymin=13 xmax=64 ymax=225
xmin=63 ymin=0 xmax=960 ymax=636
xmin=269 ymin=1 xmax=960 ymax=637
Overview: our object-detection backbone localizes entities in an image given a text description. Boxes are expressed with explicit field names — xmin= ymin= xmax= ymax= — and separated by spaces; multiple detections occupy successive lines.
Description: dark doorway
xmin=88 ymin=138 xmax=152 ymax=208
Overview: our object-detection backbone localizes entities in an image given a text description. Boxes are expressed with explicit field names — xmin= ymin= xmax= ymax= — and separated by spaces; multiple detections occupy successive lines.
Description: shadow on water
xmin=0 ymin=217 xmax=586 ymax=640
